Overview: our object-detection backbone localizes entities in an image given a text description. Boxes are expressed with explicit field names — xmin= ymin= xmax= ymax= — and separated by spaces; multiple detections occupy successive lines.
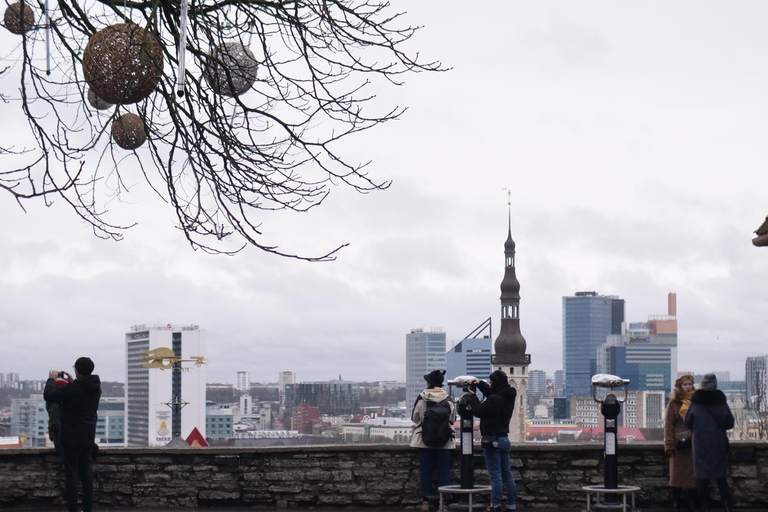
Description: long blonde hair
xmin=669 ymin=373 xmax=695 ymax=404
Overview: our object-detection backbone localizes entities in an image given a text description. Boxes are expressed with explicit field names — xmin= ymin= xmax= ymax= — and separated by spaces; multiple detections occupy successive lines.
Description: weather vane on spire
xmin=502 ymin=187 xmax=512 ymax=206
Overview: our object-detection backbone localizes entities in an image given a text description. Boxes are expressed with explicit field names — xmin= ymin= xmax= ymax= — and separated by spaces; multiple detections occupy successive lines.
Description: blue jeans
xmin=419 ymin=448 xmax=452 ymax=498
xmin=483 ymin=435 xmax=516 ymax=508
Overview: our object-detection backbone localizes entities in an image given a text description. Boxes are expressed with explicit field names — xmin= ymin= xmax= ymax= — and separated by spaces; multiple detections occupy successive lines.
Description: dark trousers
xmin=418 ymin=448 xmax=452 ymax=498
xmin=698 ymin=477 xmax=731 ymax=509
xmin=62 ymin=442 xmax=94 ymax=512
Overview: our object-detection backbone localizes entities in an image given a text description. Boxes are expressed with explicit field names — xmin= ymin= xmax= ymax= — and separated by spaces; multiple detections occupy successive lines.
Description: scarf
xmin=679 ymin=390 xmax=693 ymax=420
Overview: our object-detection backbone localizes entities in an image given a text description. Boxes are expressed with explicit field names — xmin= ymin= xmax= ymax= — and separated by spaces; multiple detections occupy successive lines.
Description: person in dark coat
xmin=684 ymin=373 xmax=734 ymax=512
xmin=466 ymin=371 xmax=518 ymax=511
xmin=44 ymin=357 xmax=102 ymax=512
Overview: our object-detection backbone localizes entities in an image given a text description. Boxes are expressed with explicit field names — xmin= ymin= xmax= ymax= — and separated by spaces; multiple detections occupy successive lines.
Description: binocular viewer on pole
xmin=591 ymin=374 xmax=630 ymax=404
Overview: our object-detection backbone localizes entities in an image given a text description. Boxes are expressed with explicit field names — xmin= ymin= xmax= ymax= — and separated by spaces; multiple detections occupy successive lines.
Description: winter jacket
xmin=664 ymin=400 xmax=696 ymax=488
xmin=410 ymin=387 xmax=456 ymax=449
xmin=466 ymin=379 xmax=516 ymax=437
xmin=684 ymin=389 xmax=734 ymax=479
xmin=46 ymin=401 xmax=62 ymax=444
xmin=44 ymin=374 xmax=102 ymax=448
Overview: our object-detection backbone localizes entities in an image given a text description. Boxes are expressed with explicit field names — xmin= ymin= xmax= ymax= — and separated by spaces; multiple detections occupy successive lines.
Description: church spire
xmin=494 ymin=189 xmax=527 ymax=363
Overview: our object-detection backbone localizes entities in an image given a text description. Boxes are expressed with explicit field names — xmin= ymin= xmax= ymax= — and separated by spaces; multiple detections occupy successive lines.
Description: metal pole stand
xmin=580 ymin=374 xmax=641 ymax=512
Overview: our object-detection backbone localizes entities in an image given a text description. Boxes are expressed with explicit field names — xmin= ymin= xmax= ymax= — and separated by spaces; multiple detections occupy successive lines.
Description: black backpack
xmin=420 ymin=398 xmax=452 ymax=447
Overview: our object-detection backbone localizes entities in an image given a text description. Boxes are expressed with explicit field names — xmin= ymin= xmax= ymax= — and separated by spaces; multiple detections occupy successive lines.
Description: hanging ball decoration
xmin=87 ymin=88 xmax=113 ymax=110
xmin=4 ymin=2 xmax=35 ymax=35
xmin=111 ymin=113 xmax=147 ymax=150
xmin=204 ymin=43 xmax=258 ymax=97
xmin=83 ymin=23 xmax=164 ymax=105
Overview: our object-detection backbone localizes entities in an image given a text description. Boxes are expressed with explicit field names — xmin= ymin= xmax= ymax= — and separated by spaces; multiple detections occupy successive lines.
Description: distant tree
xmin=1 ymin=1 xmax=442 ymax=258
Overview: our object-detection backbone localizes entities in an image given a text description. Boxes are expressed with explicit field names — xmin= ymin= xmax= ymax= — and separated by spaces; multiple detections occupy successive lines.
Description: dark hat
xmin=423 ymin=370 xmax=446 ymax=387
xmin=700 ymin=373 xmax=718 ymax=391
xmin=489 ymin=370 xmax=508 ymax=385
xmin=74 ymin=357 xmax=95 ymax=376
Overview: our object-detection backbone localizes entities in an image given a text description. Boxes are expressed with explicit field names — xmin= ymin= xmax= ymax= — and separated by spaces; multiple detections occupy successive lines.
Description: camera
xmin=57 ymin=371 xmax=65 ymax=379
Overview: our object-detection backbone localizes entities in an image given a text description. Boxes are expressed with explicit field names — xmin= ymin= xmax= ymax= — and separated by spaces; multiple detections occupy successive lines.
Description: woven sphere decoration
xmin=205 ymin=43 xmax=258 ymax=97
xmin=83 ymin=23 xmax=164 ymax=105
xmin=111 ymin=113 xmax=147 ymax=150
xmin=4 ymin=2 xmax=35 ymax=35
xmin=87 ymin=88 xmax=113 ymax=110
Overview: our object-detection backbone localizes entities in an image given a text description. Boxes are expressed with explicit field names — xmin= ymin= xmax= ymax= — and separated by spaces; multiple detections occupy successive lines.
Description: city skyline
xmin=2 ymin=1 xmax=768 ymax=384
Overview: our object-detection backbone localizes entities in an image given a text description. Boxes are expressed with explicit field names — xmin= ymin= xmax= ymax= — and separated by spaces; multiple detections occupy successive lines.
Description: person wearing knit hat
xmin=410 ymin=369 xmax=455 ymax=511
xmin=46 ymin=373 xmax=69 ymax=456
xmin=684 ymin=373 xmax=735 ymax=512
xmin=664 ymin=374 xmax=697 ymax=511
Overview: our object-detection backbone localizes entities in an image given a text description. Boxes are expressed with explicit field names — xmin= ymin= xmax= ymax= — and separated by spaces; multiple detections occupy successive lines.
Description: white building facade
xmin=125 ymin=324 xmax=206 ymax=446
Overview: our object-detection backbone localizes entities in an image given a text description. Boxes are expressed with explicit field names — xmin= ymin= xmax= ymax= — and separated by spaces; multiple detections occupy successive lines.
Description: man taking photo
xmin=44 ymin=357 xmax=102 ymax=512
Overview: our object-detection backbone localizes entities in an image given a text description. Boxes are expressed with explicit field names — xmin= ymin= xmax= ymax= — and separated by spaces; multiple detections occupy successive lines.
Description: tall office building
xmin=595 ymin=293 xmax=678 ymax=393
xmin=406 ymin=328 xmax=447 ymax=407
xmin=234 ymin=371 xmax=251 ymax=392
xmin=125 ymin=324 xmax=206 ymax=446
xmin=445 ymin=319 xmax=492 ymax=397
xmin=554 ymin=370 xmax=565 ymax=398
xmin=562 ymin=292 xmax=625 ymax=401
xmin=528 ymin=370 xmax=547 ymax=397
xmin=278 ymin=371 xmax=296 ymax=406
xmin=491 ymin=212 xmax=530 ymax=443
xmin=746 ymin=355 xmax=768 ymax=409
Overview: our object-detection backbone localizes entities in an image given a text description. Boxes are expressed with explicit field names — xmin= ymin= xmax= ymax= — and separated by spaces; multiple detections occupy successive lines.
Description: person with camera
xmin=410 ymin=369 xmax=456 ymax=511
xmin=466 ymin=370 xmax=517 ymax=511
xmin=664 ymin=373 xmax=697 ymax=511
xmin=44 ymin=357 xmax=102 ymax=512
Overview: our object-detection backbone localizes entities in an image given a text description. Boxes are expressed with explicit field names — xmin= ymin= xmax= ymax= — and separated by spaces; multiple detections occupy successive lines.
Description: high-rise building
xmin=125 ymin=324 xmax=206 ymax=446
xmin=96 ymin=397 xmax=125 ymax=445
xmin=746 ymin=355 xmax=768 ymax=409
xmin=595 ymin=294 xmax=678 ymax=393
xmin=445 ymin=319 xmax=492 ymax=397
xmin=278 ymin=371 xmax=296 ymax=406
xmin=562 ymin=291 xmax=625 ymax=401
xmin=405 ymin=328 xmax=446 ymax=407
xmin=10 ymin=395 xmax=47 ymax=447
xmin=491 ymin=210 xmax=530 ymax=443
xmin=554 ymin=370 xmax=565 ymax=398
xmin=528 ymin=370 xmax=547 ymax=397
xmin=234 ymin=371 xmax=251 ymax=392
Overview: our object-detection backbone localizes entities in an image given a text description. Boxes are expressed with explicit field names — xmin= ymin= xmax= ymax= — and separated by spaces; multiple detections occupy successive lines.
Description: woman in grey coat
xmin=684 ymin=373 xmax=734 ymax=512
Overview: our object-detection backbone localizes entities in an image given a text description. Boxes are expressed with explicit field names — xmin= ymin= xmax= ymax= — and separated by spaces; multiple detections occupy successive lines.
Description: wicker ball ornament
xmin=111 ymin=113 xmax=147 ymax=150
xmin=204 ymin=43 xmax=258 ymax=97
xmin=83 ymin=24 xmax=164 ymax=105
xmin=87 ymin=88 xmax=113 ymax=110
xmin=4 ymin=2 xmax=35 ymax=35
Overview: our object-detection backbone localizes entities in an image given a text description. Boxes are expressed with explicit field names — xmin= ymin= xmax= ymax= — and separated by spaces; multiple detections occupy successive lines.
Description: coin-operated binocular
xmin=591 ymin=374 xmax=630 ymax=499
xmin=447 ymin=376 xmax=478 ymax=489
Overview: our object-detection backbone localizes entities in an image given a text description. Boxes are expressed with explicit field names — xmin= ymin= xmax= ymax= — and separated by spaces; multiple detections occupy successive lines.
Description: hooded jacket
xmin=44 ymin=374 xmax=102 ymax=447
xmin=466 ymin=376 xmax=517 ymax=437
xmin=684 ymin=388 xmax=734 ymax=479
xmin=410 ymin=387 xmax=456 ymax=449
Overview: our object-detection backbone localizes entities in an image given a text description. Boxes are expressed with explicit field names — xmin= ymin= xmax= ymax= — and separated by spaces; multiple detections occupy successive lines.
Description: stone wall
xmin=0 ymin=442 xmax=766 ymax=509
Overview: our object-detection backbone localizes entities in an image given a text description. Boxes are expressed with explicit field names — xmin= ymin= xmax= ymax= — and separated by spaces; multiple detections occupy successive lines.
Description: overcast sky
xmin=2 ymin=1 xmax=767 ymax=385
